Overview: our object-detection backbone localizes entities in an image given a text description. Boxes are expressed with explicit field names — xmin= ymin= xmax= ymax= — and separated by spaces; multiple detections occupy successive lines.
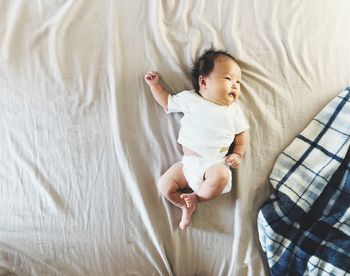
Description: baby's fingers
xmin=224 ymin=156 xmax=234 ymax=163
xmin=228 ymin=159 xmax=239 ymax=168
xmin=145 ymin=72 xmax=160 ymax=85
xmin=225 ymin=156 xmax=240 ymax=169
xmin=145 ymin=71 xmax=154 ymax=80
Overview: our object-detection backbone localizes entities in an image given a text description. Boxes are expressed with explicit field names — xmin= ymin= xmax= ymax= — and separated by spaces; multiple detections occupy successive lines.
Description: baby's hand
xmin=224 ymin=153 xmax=242 ymax=169
xmin=144 ymin=71 xmax=159 ymax=86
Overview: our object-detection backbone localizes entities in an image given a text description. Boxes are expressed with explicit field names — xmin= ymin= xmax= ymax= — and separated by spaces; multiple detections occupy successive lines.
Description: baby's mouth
xmin=229 ymin=92 xmax=238 ymax=101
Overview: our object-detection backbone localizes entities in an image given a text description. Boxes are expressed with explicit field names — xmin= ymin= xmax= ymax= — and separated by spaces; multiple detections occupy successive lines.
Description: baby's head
xmin=191 ymin=49 xmax=241 ymax=106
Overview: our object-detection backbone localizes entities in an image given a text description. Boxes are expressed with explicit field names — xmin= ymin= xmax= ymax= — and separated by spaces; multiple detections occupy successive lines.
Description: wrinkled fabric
xmin=1 ymin=1 xmax=350 ymax=275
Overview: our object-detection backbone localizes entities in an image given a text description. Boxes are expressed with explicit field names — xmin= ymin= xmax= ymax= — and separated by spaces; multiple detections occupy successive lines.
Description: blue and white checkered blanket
xmin=258 ymin=88 xmax=350 ymax=275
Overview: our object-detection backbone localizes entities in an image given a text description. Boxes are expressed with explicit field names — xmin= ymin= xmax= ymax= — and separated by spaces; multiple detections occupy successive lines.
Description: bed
xmin=1 ymin=1 xmax=350 ymax=275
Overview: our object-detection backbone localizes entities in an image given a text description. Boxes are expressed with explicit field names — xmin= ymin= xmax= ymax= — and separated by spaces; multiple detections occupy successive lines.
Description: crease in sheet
xmin=8 ymin=136 xmax=65 ymax=214
xmin=107 ymin=3 xmax=174 ymax=274
xmin=0 ymin=240 xmax=61 ymax=275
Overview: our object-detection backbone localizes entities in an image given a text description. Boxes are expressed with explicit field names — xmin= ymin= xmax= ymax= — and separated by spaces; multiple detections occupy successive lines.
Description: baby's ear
xmin=199 ymin=75 xmax=206 ymax=88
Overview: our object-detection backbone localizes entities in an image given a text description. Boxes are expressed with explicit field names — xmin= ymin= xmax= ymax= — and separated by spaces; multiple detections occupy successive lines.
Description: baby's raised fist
xmin=224 ymin=153 xmax=241 ymax=169
xmin=144 ymin=71 xmax=159 ymax=86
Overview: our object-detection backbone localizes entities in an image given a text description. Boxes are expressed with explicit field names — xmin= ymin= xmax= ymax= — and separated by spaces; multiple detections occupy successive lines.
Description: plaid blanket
xmin=258 ymin=88 xmax=350 ymax=275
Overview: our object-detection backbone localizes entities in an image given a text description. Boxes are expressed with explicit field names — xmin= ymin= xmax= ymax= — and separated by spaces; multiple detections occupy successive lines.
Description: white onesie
xmin=167 ymin=90 xmax=249 ymax=193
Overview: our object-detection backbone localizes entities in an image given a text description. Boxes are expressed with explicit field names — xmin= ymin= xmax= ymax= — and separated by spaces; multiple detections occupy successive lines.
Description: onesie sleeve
xmin=234 ymin=103 xmax=249 ymax=134
xmin=166 ymin=91 xmax=189 ymax=114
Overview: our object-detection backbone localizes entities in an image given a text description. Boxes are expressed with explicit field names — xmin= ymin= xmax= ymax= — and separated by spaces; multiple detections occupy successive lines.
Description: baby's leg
xmin=158 ymin=162 xmax=189 ymax=208
xmin=178 ymin=192 xmax=198 ymax=230
xmin=179 ymin=164 xmax=228 ymax=215
xmin=158 ymin=162 xmax=196 ymax=229
xmin=195 ymin=163 xmax=230 ymax=202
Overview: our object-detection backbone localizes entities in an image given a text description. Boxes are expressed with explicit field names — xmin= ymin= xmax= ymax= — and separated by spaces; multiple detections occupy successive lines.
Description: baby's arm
xmin=224 ymin=130 xmax=249 ymax=169
xmin=144 ymin=71 xmax=169 ymax=112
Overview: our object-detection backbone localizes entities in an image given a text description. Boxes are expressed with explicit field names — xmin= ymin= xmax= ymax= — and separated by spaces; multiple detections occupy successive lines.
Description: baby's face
xmin=200 ymin=56 xmax=241 ymax=106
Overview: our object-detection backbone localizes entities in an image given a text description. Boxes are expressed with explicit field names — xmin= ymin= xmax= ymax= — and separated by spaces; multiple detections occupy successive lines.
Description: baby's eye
xmin=225 ymin=77 xmax=232 ymax=81
xmin=236 ymin=80 xmax=240 ymax=84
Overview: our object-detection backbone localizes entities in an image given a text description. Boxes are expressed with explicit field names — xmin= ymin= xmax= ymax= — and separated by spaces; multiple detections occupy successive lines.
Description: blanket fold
xmin=258 ymin=88 xmax=350 ymax=275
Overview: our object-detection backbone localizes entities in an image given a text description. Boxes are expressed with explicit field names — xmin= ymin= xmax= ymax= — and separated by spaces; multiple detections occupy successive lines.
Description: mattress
xmin=1 ymin=1 xmax=350 ymax=275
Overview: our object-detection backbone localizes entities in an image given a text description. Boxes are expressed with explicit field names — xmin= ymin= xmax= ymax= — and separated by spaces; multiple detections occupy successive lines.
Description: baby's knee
xmin=157 ymin=176 xmax=171 ymax=196
xmin=214 ymin=168 xmax=230 ymax=187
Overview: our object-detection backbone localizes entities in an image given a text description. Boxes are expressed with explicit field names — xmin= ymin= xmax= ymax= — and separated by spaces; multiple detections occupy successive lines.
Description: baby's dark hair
xmin=191 ymin=48 xmax=236 ymax=94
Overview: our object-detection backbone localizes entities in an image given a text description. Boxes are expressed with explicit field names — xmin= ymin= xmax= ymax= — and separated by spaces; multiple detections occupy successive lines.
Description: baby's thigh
xmin=158 ymin=162 xmax=188 ymax=190
xmin=204 ymin=163 xmax=230 ymax=184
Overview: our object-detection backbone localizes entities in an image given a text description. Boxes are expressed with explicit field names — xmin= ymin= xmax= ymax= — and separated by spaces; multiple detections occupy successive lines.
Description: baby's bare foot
xmin=179 ymin=204 xmax=196 ymax=230
xmin=180 ymin=192 xmax=198 ymax=208
xmin=179 ymin=193 xmax=198 ymax=230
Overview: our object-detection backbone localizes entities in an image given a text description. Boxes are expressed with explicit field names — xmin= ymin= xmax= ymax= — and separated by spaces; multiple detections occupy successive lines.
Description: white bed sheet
xmin=1 ymin=1 xmax=350 ymax=275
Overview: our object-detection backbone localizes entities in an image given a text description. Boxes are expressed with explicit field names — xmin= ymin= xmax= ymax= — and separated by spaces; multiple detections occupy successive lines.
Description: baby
xmin=144 ymin=49 xmax=249 ymax=230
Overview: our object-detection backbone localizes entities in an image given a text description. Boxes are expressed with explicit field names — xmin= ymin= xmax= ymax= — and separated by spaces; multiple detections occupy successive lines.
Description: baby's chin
xmin=227 ymin=95 xmax=236 ymax=104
